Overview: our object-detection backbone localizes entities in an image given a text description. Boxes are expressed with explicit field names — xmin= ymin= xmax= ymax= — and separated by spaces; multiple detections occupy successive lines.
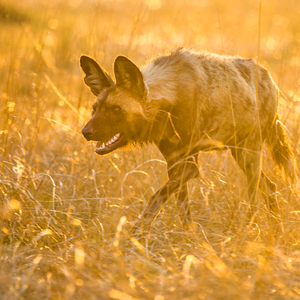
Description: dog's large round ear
xmin=80 ymin=55 xmax=113 ymax=96
xmin=114 ymin=56 xmax=145 ymax=99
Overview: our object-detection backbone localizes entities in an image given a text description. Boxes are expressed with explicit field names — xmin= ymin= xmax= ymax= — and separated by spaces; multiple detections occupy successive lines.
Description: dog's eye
xmin=112 ymin=106 xmax=121 ymax=113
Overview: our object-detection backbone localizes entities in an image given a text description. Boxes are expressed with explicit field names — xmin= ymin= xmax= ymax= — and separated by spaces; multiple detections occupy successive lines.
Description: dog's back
xmin=142 ymin=48 xmax=277 ymax=148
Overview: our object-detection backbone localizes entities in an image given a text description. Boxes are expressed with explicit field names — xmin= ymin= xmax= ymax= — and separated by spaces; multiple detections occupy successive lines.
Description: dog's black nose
xmin=82 ymin=125 xmax=95 ymax=141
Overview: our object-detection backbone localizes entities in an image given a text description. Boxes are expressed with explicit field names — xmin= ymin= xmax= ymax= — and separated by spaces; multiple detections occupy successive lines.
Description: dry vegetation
xmin=1 ymin=0 xmax=300 ymax=299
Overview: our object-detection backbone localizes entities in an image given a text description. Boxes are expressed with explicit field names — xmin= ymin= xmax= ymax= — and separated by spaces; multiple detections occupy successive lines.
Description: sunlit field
xmin=1 ymin=0 xmax=300 ymax=299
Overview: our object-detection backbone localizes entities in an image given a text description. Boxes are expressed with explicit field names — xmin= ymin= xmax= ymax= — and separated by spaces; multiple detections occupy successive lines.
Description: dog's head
xmin=80 ymin=55 xmax=147 ymax=155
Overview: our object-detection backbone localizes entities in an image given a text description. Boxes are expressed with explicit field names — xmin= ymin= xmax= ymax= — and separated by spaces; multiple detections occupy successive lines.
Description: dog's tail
xmin=266 ymin=115 xmax=297 ymax=183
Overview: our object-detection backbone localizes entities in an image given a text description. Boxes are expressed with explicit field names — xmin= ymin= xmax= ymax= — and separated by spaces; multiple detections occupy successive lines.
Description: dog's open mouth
xmin=94 ymin=133 xmax=126 ymax=155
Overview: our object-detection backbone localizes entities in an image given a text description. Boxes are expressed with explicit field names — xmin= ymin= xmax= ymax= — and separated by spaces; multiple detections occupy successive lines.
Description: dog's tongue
xmin=95 ymin=141 xmax=101 ymax=148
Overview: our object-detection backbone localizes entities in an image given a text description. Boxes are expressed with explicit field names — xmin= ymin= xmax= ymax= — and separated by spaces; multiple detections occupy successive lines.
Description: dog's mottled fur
xmin=80 ymin=48 xmax=295 ymax=232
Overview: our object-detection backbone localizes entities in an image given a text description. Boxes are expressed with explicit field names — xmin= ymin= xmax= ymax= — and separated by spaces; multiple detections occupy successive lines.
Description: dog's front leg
xmin=175 ymin=184 xmax=192 ymax=229
xmin=132 ymin=162 xmax=199 ymax=235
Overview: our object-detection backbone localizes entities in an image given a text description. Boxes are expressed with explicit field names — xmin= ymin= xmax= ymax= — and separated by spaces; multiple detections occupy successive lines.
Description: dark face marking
xmin=81 ymin=87 xmax=129 ymax=155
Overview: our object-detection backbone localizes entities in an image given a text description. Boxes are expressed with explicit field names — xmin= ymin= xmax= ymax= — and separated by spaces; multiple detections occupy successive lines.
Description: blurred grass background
xmin=0 ymin=0 xmax=300 ymax=299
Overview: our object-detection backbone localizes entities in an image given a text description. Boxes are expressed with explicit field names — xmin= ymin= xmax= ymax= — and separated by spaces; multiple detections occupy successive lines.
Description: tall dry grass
xmin=0 ymin=0 xmax=300 ymax=299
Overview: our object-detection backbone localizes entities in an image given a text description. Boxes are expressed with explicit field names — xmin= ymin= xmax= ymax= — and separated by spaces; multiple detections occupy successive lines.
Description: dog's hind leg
xmin=230 ymin=138 xmax=262 ymax=214
xmin=231 ymin=138 xmax=279 ymax=215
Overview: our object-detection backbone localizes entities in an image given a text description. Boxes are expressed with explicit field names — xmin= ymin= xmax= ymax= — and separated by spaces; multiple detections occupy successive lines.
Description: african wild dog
xmin=80 ymin=48 xmax=295 ymax=233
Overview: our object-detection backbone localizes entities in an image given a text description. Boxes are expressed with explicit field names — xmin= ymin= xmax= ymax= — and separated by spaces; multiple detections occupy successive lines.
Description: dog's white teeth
xmin=107 ymin=134 xmax=120 ymax=145
xmin=95 ymin=134 xmax=121 ymax=151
